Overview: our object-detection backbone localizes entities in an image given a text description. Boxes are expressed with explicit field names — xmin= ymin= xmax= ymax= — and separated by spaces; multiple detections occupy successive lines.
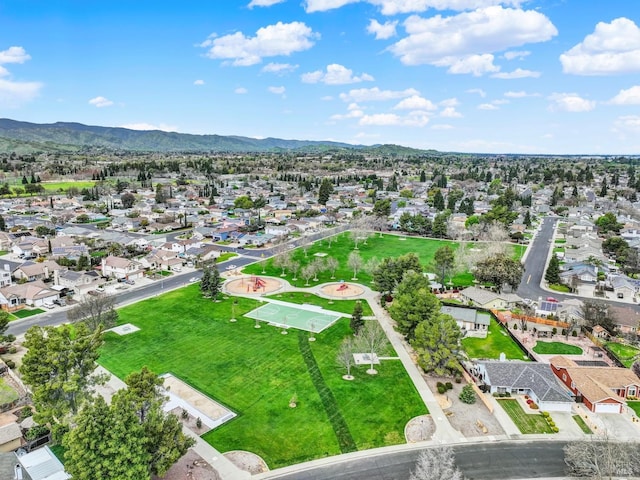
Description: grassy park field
xmin=266 ymin=292 xmax=374 ymax=316
xmin=243 ymin=232 xmax=524 ymax=289
xmin=98 ymin=285 xmax=426 ymax=468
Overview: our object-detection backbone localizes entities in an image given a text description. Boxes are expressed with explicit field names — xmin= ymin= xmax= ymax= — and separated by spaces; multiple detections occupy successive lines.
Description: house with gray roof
xmin=440 ymin=305 xmax=490 ymax=338
xmin=459 ymin=286 xmax=521 ymax=310
xmin=473 ymin=360 xmax=574 ymax=412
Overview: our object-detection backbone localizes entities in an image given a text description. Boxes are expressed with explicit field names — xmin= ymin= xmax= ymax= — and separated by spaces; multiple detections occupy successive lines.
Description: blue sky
xmin=1 ymin=0 xmax=640 ymax=154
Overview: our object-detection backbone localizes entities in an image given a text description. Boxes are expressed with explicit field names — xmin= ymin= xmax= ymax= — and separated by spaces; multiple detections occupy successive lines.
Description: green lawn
xmin=572 ymin=415 xmax=592 ymax=434
xmin=243 ymin=232 xmax=522 ymax=289
xmin=605 ymin=342 xmax=640 ymax=368
xmin=42 ymin=181 xmax=96 ymax=192
xmin=533 ymin=341 xmax=583 ymax=355
xmin=266 ymin=292 xmax=374 ymax=316
xmin=548 ymin=284 xmax=571 ymax=293
xmin=217 ymin=252 xmax=237 ymax=263
xmin=461 ymin=317 xmax=528 ymax=360
xmin=497 ymin=399 xmax=554 ymax=434
xmin=627 ymin=401 xmax=640 ymax=417
xmin=11 ymin=308 xmax=45 ymax=320
xmin=98 ymin=286 xmax=426 ymax=468
xmin=0 ymin=377 xmax=19 ymax=405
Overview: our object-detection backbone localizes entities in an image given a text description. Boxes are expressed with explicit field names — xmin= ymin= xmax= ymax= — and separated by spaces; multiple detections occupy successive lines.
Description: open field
xmin=98 ymin=285 xmax=426 ymax=468
xmin=461 ymin=317 xmax=528 ymax=360
xmin=243 ymin=232 xmax=524 ymax=289
xmin=497 ymin=399 xmax=554 ymax=434
xmin=533 ymin=341 xmax=583 ymax=355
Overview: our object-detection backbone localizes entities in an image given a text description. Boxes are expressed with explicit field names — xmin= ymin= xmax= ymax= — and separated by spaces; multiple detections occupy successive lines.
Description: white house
xmin=101 ymin=256 xmax=144 ymax=281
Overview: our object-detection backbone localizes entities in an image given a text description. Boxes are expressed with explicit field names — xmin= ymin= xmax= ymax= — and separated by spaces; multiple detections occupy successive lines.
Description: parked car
xmin=126 ymin=279 xmax=135 ymax=285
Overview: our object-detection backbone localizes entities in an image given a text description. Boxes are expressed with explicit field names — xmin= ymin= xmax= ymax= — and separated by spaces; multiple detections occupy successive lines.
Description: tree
xmin=20 ymin=323 xmax=106 ymax=439
xmin=200 ymin=266 xmax=211 ymax=295
xmin=411 ymin=313 xmax=461 ymax=376
xmin=0 ymin=214 xmax=6 ymax=231
xmin=433 ymin=245 xmax=455 ymax=286
xmin=121 ymin=192 xmax=136 ymax=208
xmin=433 ymin=189 xmax=445 ymax=211
xmin=563 ymin=435 xmax=638 ymax=479
xmin=545 ymin=253 xmax=561 ymax=284
xmin=595 ymin=212 xmax=623 ymax=235
xmin=63 ymin=396 xmax=150 ymax=480
xmin=350 ymin=301 xmax=365 ymax=334
xmin=326 ymin=257 xmax=339 ymax=279
xmin=301 ymin=264 xmax=315 ymax=286
xmin=409 ymin=446 xmax=464 ymax=480
xmin=373 ymin=199 xmax=391 ymax=218
xmin=336 ymin=337 xmax=356 ymax=379
xmin=355 ymin=321 xmax=387 ymax=374
xmin=347 ymin=251 xmax=363 ymax=280
xmin=154 ymin=183 xmax=166 ymax=204
xmin=580 ymin=299 xmax=617 ymax=334
xmin=208 ymin=266 xmax=222 ymax=299
xmin=432 ymin=212 xmax=449 ymax=238
xmin=632 ymin=360 xmax=640 ymax=379
xmin=474 ymin=253 xmax=523 ymax=292
xmin=233 ymin=195 xmax=253 ymax=210
xmin=76 ymin=254 xmax=90 ymax=271
xmin=311 ymin=257 xmax=325 ymax=281
xmin=318 ymin=177 xmax=334 ymax=205
xmin=459 ymin=384 xmax=476 ymax=404
xmin=372 ymin=253 xmax=422 ymax=297
xmin=67 ymin=294 xmax=118 ymax=332
xmin=388 ymin=271 xmax=440 ymax=340
xmin=273 ymin=251 xmax=292 ymax=276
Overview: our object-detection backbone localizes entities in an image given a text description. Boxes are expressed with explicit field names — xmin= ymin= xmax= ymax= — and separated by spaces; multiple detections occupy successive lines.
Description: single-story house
xmin=15 ymin=445 xmax=70 ymax=480
xmin=440 ymin=305 xmax=490 ymax=338
xmin=0 ymin=281 xmax=59 ymax=311
xmin=459 ymin=287 xmax=521 ymax=310
xmin=54 ymin=270 xmax=103 ymax=295
xmin=474 ymin=360 xmax=574 ymax=412
xmin=0 ymin=423 xmax=22 ymax=452
xmin=550 ymin=356 xmax=640 ymax=413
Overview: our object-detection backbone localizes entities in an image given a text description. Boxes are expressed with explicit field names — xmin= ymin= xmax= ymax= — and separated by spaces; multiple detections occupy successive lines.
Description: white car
xmin=189 ymin=277 xmax=199 ymax=283
xmin=226 ymin=264 xmax=237 ymax=270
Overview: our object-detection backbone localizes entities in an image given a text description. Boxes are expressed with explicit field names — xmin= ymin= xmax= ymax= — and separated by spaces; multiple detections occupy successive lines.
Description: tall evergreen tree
xmin=318 ymin=177 xmax=334 ymax=205
xmin=545 ymin=253 xmax=561 ymax=284
xmin=350 ymin=301 xmax=364 ymax=334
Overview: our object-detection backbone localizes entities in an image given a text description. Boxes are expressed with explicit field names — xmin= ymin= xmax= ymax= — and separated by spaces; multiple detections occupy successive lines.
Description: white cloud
xmin=504 ymin=90 xmax=539 ymax=98
xmin=613 ymin=115 xmax=640 ymax=133
xmin=437 ymin=54 xmax=499 ymax=76
xmin=466 ymin=88 xmax=486 ymax=97
xmin=367 ymin=19 xmax=398 ymax=40
xmin=388 ymin=7 xmax=557 ymax=68
xmin=439 ymin=97 xmax=459 ymax=107
xmin=548 ymin=93 xmax=596 ymax=112
xmin=440 ymin=106 xmax=462 ymax=117
xmin=0 ymin=79 xmax=42 ymax=107
xmin=199 ymin=21 xmax=317 ymax=66
xmin=262 ymin=62 xmax=298 ymax=74
xmin=478 ymin=103 xmax=498 ymax=110
xmin=235 ymin=87 xmax=248 ymax=94
xmin=610 ymin=86 xmax=640 ymax=105
xmin=248 ymin=0 xmax=286 ymax=7
xmin=503 ymin=50 xmax=530 ymax=60
xmin=0 ymin=46 xmax=31 ymax=64
xmin=88 ymin=96 xmax=114 ymax=108
xmin=431 ymin=123 xmax=453 ymax=130
xmin=491 ymin=68 xmax=540 ymax=79
xmin=268 ymin=85 xmax=286 ymax=96
xmin=393 ymin=95 xmax=437 ymax=110
xmin=560 ymin=18 xmax=640 ymax=75
xmin=119 ymin=123 xmax=178 ymax=132
xmin=321 ymin=95 xmax=334 ymax=101
xmin=306 ymin=0 xmax=524 ymax=15
xmin=331 ymin=102 xmax=365 ymax=120
xmin=193 ymin=79 xmax=205 ymax=85
xmin=339 ymin=86 xmax=419 ymax=102
xmin=0 ymin=66 xmax=8 ymax=78
xmin=359 ymin=112 xmax=429 ymax=127
xmin=301 ymin=64 xmax=374 ymax=84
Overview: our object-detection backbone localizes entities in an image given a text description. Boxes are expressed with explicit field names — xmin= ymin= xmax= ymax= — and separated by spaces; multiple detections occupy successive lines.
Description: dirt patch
xmin=320 ymin=282 xmax=365 ymax=299
xmin=405 ymin=415 xmax=436 ymax=442
xmin=170 ymin=407 xmax=211 ymax=436
xmin=153 ymin=449 xmax=220 ymax=480
xmin=425 ymin=375 xmax=505 ymax=438
xmin=225 ymin=276 xmax=283 ymax=295
xmin=224 ymin=450 xmax=269 ymax=475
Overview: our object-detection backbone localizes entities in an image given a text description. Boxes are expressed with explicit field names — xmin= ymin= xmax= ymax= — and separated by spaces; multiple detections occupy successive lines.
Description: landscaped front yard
xmin=99 ymin=286 xmax=426 ymax=468
xmin=497 ymin=399 xmax=554 ymax=434
xmin=461 ymin=318 xmax=528 ymax=360
xmin=532 ymin=341 xmax=583 ymax=355
xmin=627 ymin=401 xmax=640 ymax=417
xmin=0 ymin=377 xmax=19 ymax=405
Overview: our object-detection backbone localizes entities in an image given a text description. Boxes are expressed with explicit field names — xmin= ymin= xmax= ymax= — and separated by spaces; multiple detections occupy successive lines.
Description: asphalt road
xmin=266 ymin=441 xmax=569 ymax=480
xmin=517 ymin=216 xmax=557 ymax=301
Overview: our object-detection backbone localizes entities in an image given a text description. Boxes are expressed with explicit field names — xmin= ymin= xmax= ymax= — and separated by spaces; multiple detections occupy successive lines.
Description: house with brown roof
xmin=550 ymin=356 xmax=640 ymax=413
xmin=100 ymin=256 xmax=144 ymax=281
xmin=13 ymin=260 xmax=65 ymax=283
xmin=0 ymin=281 xmax=60 ymax=311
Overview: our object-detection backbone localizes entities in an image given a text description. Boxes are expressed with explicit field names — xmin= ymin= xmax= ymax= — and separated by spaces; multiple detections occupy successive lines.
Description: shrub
xmin=513 ymin=323 xmax=518 ymax=330
xmin=572 ymin=330 xmax=577 ymax=337
xmin=436 ymin=381 xmax=444 ymax=390
xmin=542 ymin=411 xmax=550 ymax=418
xmin=8 ymin=346 xmax=16 ymax=354
xmin=530 ymin=403 xmax=539 ymax=410
xmin=196 ymin=417 xmax=202 ymax=429
xmin=523 ymin=325 xmax=527 ymax=331
xmin=181 ymin=408 xmax=189 ymax=419
xmin=493 ymin=392 xmax=499 ymax=397
xmin=552 ymin=426 xmax=559 ymax=433
xmin=437 ymin=385 xmax=446 ymax=394
xmin=445 ymin=382 xmax=453 ymax=391
xmin=459 ymin=384 xmax=476 ymax=404
xmin=552 ymin=327 xmax=557 ymax=335
xmin=504 ymin=392 xmax=511 ymax=397
xmin=5 ymin=359 xmax=15 ymax=369
xmin=455 ymin=375 xmax=462 ymax=384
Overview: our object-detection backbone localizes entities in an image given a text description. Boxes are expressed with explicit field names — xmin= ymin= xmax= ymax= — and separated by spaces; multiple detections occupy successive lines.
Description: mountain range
xmin=0 ymin=118 xmax=427 ymax=155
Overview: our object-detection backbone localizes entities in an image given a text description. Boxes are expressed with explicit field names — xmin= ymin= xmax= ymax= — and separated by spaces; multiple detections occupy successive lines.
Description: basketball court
xmin=244 ymin=300 xmax=344 ymax=333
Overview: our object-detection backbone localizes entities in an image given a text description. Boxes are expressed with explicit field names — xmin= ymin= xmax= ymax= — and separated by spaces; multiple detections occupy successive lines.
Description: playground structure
xmin=336 ymin=282 xmax=349 ymax=291
xmin=320 ymin=282 xmax=365 ymax=299
xmin=224 ymin=276 xmax=283 ymax=295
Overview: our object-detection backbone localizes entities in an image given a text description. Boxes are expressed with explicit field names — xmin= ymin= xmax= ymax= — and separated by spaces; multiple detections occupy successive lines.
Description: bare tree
xmin=347 ymin=251 xmax=363 ymax=280
xmin=290 ymin=260 xmax=301 ymax=281
xmin=273 ymin=251 xmax=292 ymax=276
xmin=301 ymin=265 xmax=315 ymax=287
xmin=563 ymin=434 xmax=638 ymax=479
xmin=311 ymin=257 xmax=326 ymax=282
xmin=355 ymin=321 xmax=387 ymax=375
xmin=336 ymin=338 xmax=356 ymax=380
xmin=325 ymin=257 xmax=339 ymax=279
xmin=67 ymin=294 xmax=118 ymax=332
xmin=363 ymin=256 xmax=381 ymax=280
xmin=410 ymin=446 xmax=464 ymax=480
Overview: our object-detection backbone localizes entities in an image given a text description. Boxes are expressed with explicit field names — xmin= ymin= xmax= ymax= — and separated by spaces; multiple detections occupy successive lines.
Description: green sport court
xmin=244 ymin=300 xmax=344 ymax=333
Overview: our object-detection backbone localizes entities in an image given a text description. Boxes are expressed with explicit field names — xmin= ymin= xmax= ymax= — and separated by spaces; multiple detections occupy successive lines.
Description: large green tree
xmin=350 ymin=301 xmax=364 ymax=334
xmin=544 ymin=253 xmax=561 ymax=284
xmin=318 ymin=177 xmax=334 ymax=205
xmin=372 ymin=253 xmax=422 ymax=297
xmin=433 ymin=245 xmax=455 ymax=286
xmin=388 ymin=271 xmax=440 ymax=340
xmin=595 ymin=212 xmax=623 ymax=235
xmin=411 ymin=313 xmax=461 ymax=376
xmin=474 ymin=253 xmax=524 ymax=292
xmin=20 ymin=323 xmax=105 ymax=439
